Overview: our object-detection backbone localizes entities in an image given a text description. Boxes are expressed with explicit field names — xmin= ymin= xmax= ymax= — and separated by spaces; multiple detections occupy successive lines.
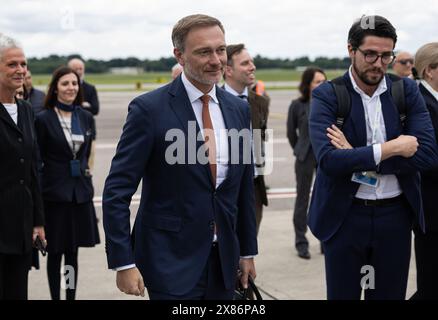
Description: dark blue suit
xmin=103 ymin=76 xmax=257 ymax=298
xmin=308 ymin=72 xmax=438 ymax=299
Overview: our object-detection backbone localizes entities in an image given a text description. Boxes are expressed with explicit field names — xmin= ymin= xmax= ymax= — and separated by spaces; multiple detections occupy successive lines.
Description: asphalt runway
xmin=28 ymin=89 xmax=418 ymax=300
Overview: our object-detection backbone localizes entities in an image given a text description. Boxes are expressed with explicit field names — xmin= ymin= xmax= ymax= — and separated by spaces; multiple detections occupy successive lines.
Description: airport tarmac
xmin=28 ymin=89 xmax=418 ymax=300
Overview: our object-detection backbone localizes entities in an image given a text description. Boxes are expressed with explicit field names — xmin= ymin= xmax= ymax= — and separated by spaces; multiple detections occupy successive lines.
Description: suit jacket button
xmin=20 ymin=158 xmax=25 ymax=164
xmin=209 ymin=221 xmax=215 ymax=230
xmin=18 ymin=137 xmax=23 ymax=143
xmin=19 ymin=180 xmax=24 ymax=185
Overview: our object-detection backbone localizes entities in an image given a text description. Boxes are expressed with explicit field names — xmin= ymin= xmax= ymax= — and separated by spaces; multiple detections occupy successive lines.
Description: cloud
xmin=1 ymin=0 xmax=436 ymax=59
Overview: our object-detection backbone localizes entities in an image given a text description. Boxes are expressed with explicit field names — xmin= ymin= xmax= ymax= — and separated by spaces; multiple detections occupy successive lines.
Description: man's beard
xmin=184 ymin=63 xmax=222 ymax=86
xmin=353 ymin=60 xmax=384 ymax=86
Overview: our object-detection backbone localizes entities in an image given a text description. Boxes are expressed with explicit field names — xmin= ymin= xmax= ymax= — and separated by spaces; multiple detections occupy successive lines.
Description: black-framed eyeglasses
xmin=354 ymin=47 xmax=395 ymax=65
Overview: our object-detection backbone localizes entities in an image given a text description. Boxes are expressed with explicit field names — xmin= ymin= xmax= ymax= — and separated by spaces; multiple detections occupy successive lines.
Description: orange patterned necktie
xmin=200 ymin=94 xmax=217 ymax=186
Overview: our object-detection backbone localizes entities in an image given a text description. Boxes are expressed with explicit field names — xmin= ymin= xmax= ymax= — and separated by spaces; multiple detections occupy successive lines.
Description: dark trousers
xmin=147 ymin=244 xmax=234 ymax=300
xmin=323 ymin=198 xmax=412 ymax=300
xmin=293 ymin=153 xmax=315 ymax=250
xmin=0 ymin=252 xmax=32 ymax=300
xmin=411 ymin=230 xmax=438 ymax=299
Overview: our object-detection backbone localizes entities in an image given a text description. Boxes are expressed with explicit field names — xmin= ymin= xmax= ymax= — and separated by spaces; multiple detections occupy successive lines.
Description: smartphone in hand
xmin=33 ymin=235 xmax=47 ymax=256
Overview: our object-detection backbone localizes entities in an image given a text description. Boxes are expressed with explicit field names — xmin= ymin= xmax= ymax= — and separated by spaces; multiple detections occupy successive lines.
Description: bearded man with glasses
xmin=307 ymin=15 xmax=438 ymax=300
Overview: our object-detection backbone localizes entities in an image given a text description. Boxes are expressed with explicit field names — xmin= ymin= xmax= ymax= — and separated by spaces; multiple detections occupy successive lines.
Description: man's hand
xmin=116 ymin=267 xmax=145 ymax=297
xmin=239 ymin=258 xmax=256 ymax=289
xmin=382 ymin=135 xmax=418 ymax=160
xmin=327 ymin=125 xmax=353 ymax=149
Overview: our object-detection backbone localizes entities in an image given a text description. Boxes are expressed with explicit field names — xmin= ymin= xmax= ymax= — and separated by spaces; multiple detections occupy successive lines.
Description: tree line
xmin=27 ymin=54 xmax=351 ymax=74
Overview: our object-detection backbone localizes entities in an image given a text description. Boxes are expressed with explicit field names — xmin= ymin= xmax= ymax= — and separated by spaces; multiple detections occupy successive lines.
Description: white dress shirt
xmin=348 ymin=66 xmax=402 ymax=200
xmin=3 ymin=103 xmax=18 ymax=125
xmin=181 ymin=72 xmax=229 ymax=189
xmin=224 ymin=83 xmax=249 ymax=100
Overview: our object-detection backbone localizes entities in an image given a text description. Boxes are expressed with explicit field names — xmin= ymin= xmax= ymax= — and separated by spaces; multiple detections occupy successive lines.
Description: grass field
xmin=32 ymin=69 xmax=346 ymax=87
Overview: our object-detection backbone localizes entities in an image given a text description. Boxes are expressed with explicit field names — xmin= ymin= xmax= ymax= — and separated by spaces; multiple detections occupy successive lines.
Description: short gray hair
xmin=171 ymin=14 xmax=224 ymax=52
xmin=0 ymin=33 xmax=22 ymax=60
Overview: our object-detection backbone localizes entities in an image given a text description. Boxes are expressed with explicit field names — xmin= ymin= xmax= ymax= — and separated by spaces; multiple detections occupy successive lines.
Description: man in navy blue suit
xmin=103 ymin=14 xmax=257 ymax=300
xmin=308 ymin=15 xmax=438 ymax=299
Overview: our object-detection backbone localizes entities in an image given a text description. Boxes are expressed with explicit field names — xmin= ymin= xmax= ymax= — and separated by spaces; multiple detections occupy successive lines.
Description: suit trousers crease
xmin=293 ymin=152 xmax=315 ymax=249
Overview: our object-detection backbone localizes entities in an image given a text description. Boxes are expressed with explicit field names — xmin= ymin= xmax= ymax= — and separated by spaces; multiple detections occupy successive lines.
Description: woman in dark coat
xmin=35 ymin=66 xmax=99 ymax=300
xmin=410 ymin=42 xmax=438 ymax=300
xmin=286 ymin=67 xmax=326 ymax=259
xmin=0 ymin=34 xmax=45 ymax=300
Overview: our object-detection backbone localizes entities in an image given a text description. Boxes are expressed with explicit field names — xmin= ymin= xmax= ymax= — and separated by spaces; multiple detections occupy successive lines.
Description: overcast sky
xmin=1 ymin=0 xmax=437 ymax=60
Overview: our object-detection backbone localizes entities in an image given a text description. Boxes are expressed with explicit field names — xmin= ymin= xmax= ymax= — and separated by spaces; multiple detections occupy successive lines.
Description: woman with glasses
xmin=0 ymin=34 xmax=46 ymax=300
xmin=35 ymin=66 xmax=100 ymax=300
xmin=410 ymin=42 xmax=438 ymax=300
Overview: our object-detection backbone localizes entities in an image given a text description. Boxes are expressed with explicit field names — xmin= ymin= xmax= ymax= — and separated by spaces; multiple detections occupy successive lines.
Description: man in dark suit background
xmin=68 ymin=58 xmax=99 ymax=171
xmin=308 ymin=15 xmax=438 ymax=299
xmin=23 ymin=70 xmax=46 ymax=114
xmin=223 ymin=43 xmax=269 ymax=235
xmin=103 ymin=14 xmax=257 ymax=300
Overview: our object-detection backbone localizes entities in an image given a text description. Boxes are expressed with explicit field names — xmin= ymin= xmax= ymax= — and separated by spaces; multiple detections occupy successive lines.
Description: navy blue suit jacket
xmin=308 ymin=72 xmax=438 ymax=242
xmin=103 ymin=76 xmax=257 ymax=295
xmin=35 ymin=108 xmax=94 ymax=203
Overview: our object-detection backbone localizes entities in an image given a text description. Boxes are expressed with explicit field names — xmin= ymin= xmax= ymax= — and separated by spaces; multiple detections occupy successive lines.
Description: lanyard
xmin=56 ymin=109 xmax=78 ymax=159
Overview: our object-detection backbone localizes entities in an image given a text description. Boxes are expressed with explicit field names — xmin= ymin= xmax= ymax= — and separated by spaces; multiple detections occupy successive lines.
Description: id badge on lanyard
xmin=351 ymin=102 xmax=381 ymax=188
xmin=352 ymin=171 xmax=379 ymax=187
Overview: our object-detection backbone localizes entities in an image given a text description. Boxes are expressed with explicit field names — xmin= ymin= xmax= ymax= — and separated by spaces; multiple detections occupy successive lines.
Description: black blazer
xmin=0 ymin=100 xmax=44 ymax=254
xmin=419 ymin=83 xmax=438 ymax=232
xmin=82 ymin=81 xmax=99 ymax=116
xmin=35 ymin=108 xmax=94 ymax=204
xmin=287 ymin=98 xmax=315 ymax=162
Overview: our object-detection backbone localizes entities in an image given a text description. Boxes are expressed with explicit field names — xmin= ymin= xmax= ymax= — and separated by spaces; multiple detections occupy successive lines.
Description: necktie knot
xmin=201 ymin=94 xmax=211 ymax=106
xmin=238 ymin=94 xmax=247 ymax=100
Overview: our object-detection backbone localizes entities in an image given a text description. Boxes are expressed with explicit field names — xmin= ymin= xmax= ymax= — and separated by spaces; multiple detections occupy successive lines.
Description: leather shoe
xmin=298 ymin=249 xmax=311 ymax=260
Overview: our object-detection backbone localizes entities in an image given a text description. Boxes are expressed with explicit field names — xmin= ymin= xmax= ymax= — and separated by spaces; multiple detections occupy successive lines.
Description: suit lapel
xmin=216 ymin=87 xmax=238 ymax=185
xmin=168 ymin=76 xmax=213 ymax=185
xmin=343 ymin=73 xmax=367 ymax=146
xmin=380 ymin=77 xmax=401 ymax=140
xmin=0 ymin=102 xmax=23 ymax=135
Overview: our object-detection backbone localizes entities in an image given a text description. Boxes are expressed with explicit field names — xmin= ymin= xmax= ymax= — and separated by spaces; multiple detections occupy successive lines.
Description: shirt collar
xmin=181 ymin=72 xmax=219 ymax=104
xmin=224 ymin=83 xmax=248 ymax=98
xmin=348 ymin=65 xmax=387 ymax=99
xmin=421 ymin=79 xmax=438 ymax=102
